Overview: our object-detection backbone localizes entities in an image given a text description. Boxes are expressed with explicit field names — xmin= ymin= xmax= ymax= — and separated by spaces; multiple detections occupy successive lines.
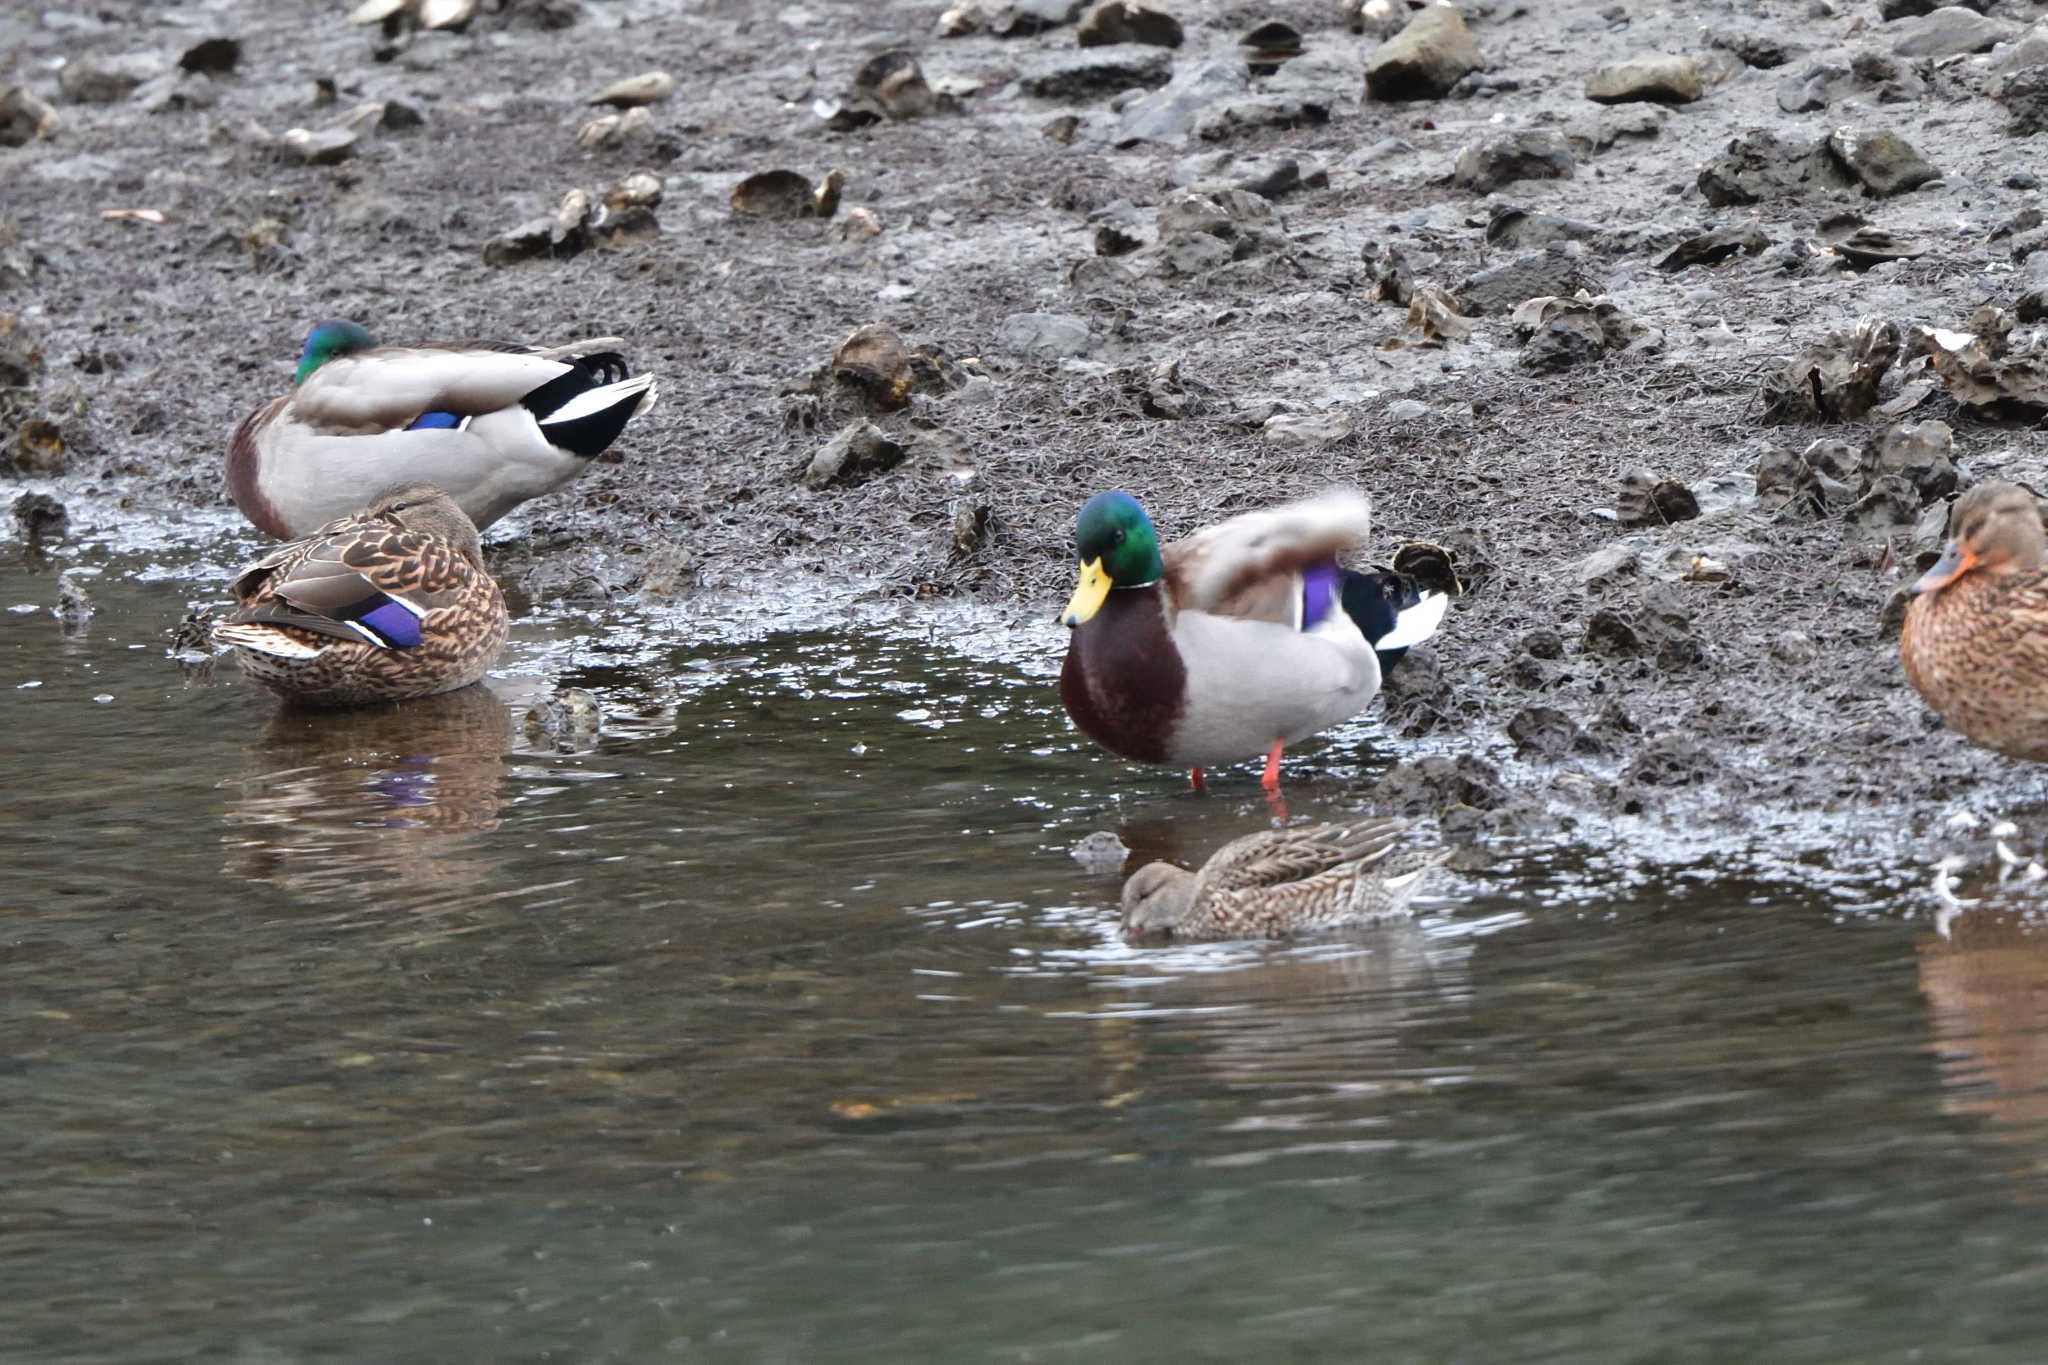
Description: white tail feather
xmin=541 ymin=373 xmax=656 ymax=427
xmin=1374 ymin=589 xmax=1449 ymax=652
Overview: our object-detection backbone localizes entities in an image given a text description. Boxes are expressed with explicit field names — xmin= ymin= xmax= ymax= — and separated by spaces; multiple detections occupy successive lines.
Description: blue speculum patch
xmin=405 ymin=411 xmax=462 ymax=431
xmin=358 ymin=599 xmax=423 ymax=648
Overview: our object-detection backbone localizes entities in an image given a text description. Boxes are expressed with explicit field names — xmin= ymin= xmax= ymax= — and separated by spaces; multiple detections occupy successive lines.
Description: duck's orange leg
xmin=1260 ymin=740 xmax=1286 ymax=791
xmin=1188 ymin=766 xmax=1206 ymax=792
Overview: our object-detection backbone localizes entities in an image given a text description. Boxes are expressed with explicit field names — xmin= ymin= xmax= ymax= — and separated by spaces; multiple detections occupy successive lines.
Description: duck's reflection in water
xmin=220 ymin=684 xmax=514 ymax=900
xmin=1919 ymin=909 xmax=2048 ymax=1167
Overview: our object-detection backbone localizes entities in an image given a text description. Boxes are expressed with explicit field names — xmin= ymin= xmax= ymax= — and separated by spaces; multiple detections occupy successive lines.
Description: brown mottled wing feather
xmin=1195 ymin=819 xmax=1408 ymax=898
xmin=1905 ymin=571 xmax=2048 ymax=758
xmin=1162 ymin=492 xmax=1373 ymax=622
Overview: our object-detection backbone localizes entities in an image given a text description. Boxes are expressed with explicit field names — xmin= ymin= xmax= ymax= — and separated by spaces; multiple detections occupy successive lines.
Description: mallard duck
xmin=1059 ymin=489 xmax=1447 ymax=790
xmin=1902 ymin=480 xmax=2048 ymax=759
xmin=1121 ymin=818 xmax=1445 ymax=941
xmin=227 ymin=320 xmax=657 ymax=540
xmin=214 ymin=482 xmax=509 ymax=707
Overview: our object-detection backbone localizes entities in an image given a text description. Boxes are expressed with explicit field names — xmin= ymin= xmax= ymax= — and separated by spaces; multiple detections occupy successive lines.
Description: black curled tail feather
xmin=518 ymin=353 xmax=642 ymax=460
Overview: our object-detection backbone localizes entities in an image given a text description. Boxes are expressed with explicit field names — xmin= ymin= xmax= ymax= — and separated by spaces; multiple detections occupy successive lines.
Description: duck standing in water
xmin=227 ymin=320 xmax=657 ymax=540
xmin=1059 ymin=489 xmax=1447 ymax=792
xmin=1121 ymin=818 xmax=1445 ymax=942
xmin=1902 ymin=480 xmax=2048 ymax=759
xmin=215 ymin=482 xmax=508 ymax=707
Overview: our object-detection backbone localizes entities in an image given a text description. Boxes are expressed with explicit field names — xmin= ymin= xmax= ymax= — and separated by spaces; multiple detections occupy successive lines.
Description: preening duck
xmin=227 ymin=320 xmax=657 ymax=540
xmin=1058 ymin=489 xmax=1448 ymax=791
xmin=1120 ymin=818 xmax=1446 ymax=942
xmin=215 ymin=482 xmax=508 ymax=707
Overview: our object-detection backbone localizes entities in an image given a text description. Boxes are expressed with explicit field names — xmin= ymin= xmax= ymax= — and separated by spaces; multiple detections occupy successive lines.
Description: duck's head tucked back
xmin=365 ymin=481 xmax=483 ymax=562
xmin=1916 ymin=482 xmax=2048 ymax=596
xmin=1064 ymin=490 xmax=1164 ymax=626
xmin=294 ymin=320 xmax=377 ymax=385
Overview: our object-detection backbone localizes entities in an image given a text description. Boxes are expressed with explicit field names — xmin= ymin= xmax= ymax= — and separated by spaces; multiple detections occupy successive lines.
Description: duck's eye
xmin=1113 ymin=529 xmax=1127 ymax=545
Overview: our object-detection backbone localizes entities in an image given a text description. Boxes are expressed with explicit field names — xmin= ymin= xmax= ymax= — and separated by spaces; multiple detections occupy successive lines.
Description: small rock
xmin=1508 ymin=705 xmax=1592 ymax=758
xmin=1071 ymin=830 xmax=1130 ymax=871
xmin=1616 ymin=471 xmax=1702 ymax=526
xmin=58 ymin=55 xmax=160 ymax=105
xmin=1365 ymin=6 xmax=1480 ymax=101
xmin=1021 ymin=45 xmax=1172 ymax=99
xmin=11 ymin=491 xmax=67 ymax=540
xmin=1585 ymin=54 xmax=1706 ymax=105
xmin=1868 ymin=420 xmax=1956 ymax=502
xmin=1697 ymin=130 xmax=1848 ymax=206
xmin=1994 ymin=64 xmax=2048 ymax=137
xmin=850 ymin=50 xmax=934 ymax=119
xmin=1825 ymin=127 xmax=1939 ymax=199
xmin=730 ymin=168 xmax=843 ymax=220
xmin=836 ymin=206 xmax=883 ymax=241
xmin=482 ymin=216 xmax=559 ymax=266
xmin=1889 ymin=6 xmax=2015 ymax=58
xmin=1521 ymin=313 xmax=1608 ymax=372
xmin=1456 ymin=247 xmax=1599 ymax=317
xmin=1657 ymin=223 xmax=1770 ymax=272
xmin=1115 ymin=57 xmax=1248 ymax=145
xmin=805 ymin=420 xmax=907 ymax=489
xmin=995 ymin=312 xmax=1092 ymax=359
xmin=1843 ymin=474 xmax=1920 ymax=542
xmin=1194 ymin=95 xmax=1330 ymax=141
xmin=993 ymin=0 xmax=1089 ymax=36
xmin=831 ymin=324 xmax=916 ymax=408
xmin=524 ymin=688 xmax=604 ymax=750
xmin=1369 ymin=754 xmax=1508 ymax=816
xmin=1760 ymin=319 xmax=1901 ymax=424
xmin=179 ymin=38 xmax=241 ymax=75
xmin=55 ymin=569 xmax=93 ymax=633
xmin=0 ymin=86 xmax=60 ymax=147
xmin=1451 ymin=131 xmax=1575 ymax=193
xmin=589 ymin=71 xmax=674 ymax=108
xmin=7 ymin=417 xmax=66 ymax=475
xmin=1622 ymin=734 xmax=1720 ymax=789
xmin=1076 ymin=1 xmax=1183 ymax=48
xmin=281 ymin=126 xmax=357 ymax=165
xmin=951 ymin=499 xmax=993 ymax=557
xmin=1485 ymin=207 xmax=1600 ymax=250
xmin=1263 ymin=410 xmax=1355 ymax=446
xmin=576 ymin=106 xmax=653 ymax=149
xmin=605 ymin=171 xmax=663 ymax=211
xmin=1710 ymin=29 xmax=1799 ymax=69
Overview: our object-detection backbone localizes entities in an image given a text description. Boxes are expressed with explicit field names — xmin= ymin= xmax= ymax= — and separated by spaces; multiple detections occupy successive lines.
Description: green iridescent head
xmin=293 ymin=320 xmax=376 ymax=385
xmin=1063 ymin=491 xmax=1163 ymax=626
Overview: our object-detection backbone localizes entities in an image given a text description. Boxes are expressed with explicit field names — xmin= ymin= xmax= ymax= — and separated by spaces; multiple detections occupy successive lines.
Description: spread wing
xmin=1164 ymin=491 xmax=1373 ymax=622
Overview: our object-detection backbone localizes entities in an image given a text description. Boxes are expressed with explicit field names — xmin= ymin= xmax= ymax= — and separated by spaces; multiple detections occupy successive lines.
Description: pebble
xmin=1452 ymin=131 xmax=1575 ymax=193
xmin=1584 ymin=55 xmax=1706 ymax=105
xmin=1365 ymin=6 xmax=1479 ymax=101
xmin=589 ymin=71 xmax=675 ymax=108
xmin=995 ymin=312 xmax=1092 ymax=359
xmin=1888 ymin=6 xmax=2016 ymax=57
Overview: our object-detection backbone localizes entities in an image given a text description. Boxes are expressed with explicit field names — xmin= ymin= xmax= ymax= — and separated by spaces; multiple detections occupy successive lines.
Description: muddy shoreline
xmin=9 ymin=0 xmax=2048 ymax=864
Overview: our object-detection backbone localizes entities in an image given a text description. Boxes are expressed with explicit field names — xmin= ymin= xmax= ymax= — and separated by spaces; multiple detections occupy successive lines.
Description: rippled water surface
xmin=8 ymin=537 xmax=2048 ymax=1364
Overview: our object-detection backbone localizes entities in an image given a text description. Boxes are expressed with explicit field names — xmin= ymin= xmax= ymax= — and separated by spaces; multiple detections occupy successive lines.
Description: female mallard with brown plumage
xmin=1121 ymin=818 xmax=1445 ymax=942
xmin=215 ymin=482 xmax=508 ymax=707
xmin=1059 ymin=489 xmax=1447 ymax=792
xmin=1902 ymin=480 xmax=2048 ymax=759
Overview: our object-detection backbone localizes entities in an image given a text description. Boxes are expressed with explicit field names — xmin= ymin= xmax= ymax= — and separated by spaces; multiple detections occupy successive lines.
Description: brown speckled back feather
xmin=1902 ymin=568 xmax=2048 ymax=760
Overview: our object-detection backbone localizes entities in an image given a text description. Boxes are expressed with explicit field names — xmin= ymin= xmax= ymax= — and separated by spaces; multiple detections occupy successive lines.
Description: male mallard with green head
xmin=1121 ymin=818 xmax=1445 ymax=942
xmin=227 ymin=320 xmax=657 ymax=540
xmin=215 ymin=482 xmax=508 ymax=707
xmin=1059 ymin=489 xmax=1447 ymax=791
xmin=1902 ymin=480 xmax=2048 ymax=759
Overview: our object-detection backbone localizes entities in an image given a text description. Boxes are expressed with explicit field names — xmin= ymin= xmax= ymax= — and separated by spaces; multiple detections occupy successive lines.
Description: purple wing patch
xmin=406 ymin=410 xmax=462 ymax=430
xmin=359 ymin=599 xmax=424 ymax=648
xmin=1299 ymin=562 xmax=1339 ymax=631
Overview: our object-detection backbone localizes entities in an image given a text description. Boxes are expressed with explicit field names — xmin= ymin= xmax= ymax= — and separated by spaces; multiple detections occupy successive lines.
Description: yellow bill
xmin=1062 ymin=557 xmax=1110 ymax=626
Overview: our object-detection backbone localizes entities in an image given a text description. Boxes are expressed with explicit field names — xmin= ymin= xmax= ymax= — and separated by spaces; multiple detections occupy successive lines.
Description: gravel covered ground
xmin=11 ymin=0 xmax=2048 ymax=858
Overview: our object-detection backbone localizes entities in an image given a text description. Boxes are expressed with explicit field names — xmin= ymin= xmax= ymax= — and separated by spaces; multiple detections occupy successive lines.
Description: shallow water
xmin=7 ymin=533 xmax=2048 ymax=1364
